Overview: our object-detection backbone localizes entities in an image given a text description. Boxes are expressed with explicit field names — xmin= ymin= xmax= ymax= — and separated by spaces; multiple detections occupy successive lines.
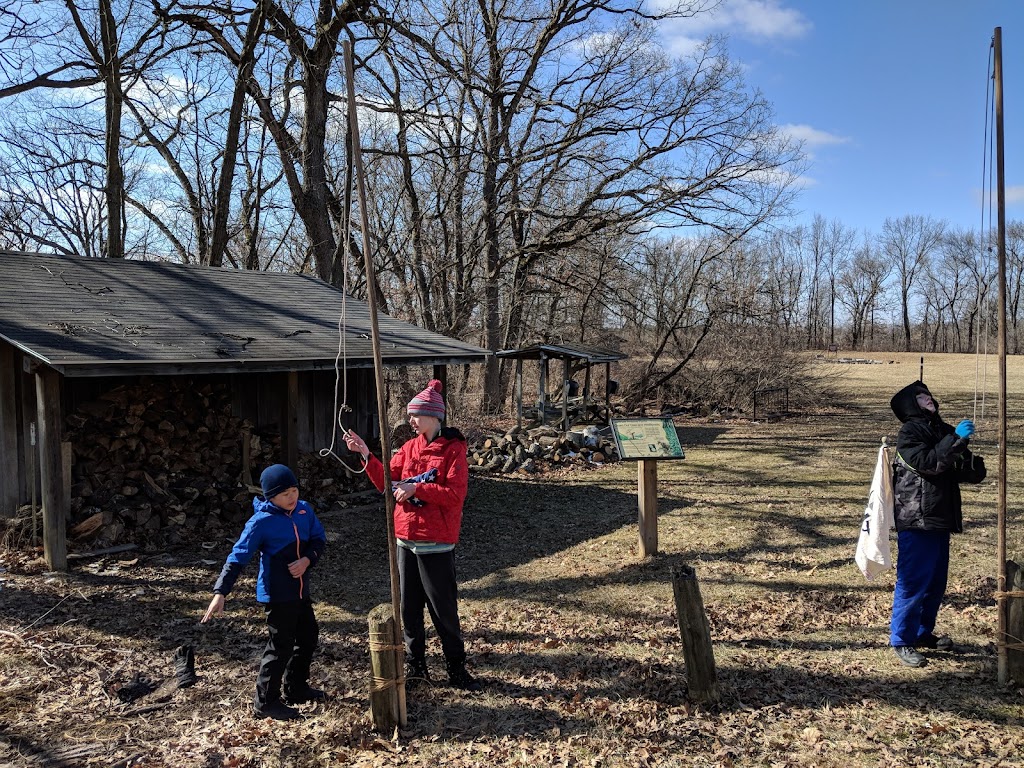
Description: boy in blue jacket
xmin=202 ymin=464 xmax=327 ymax=720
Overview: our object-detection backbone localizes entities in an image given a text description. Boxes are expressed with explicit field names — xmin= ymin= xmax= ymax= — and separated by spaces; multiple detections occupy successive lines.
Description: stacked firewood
xmin=465 ymin=425 xmax=619 ymax=474
xmin=64 ymin=380 xmax=369 ymax=549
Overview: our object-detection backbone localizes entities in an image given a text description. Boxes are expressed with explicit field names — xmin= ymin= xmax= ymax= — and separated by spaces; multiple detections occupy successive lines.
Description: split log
xmin=368 ymin=603 xmax=402 ymax=731
xmin=671 ymin=564 xmax=720 ymax=704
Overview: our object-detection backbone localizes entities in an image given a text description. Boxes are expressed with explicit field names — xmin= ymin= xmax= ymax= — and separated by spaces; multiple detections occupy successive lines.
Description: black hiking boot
xmin=173 ymin=644 xmax=198 ymax=688
xmin=445 ymin=658 xmax=482 ymax=692
xmin=917 ymin=633 xmax=955 ymax=651
xmin=405 ymin=657 xmax=431 ymax=689
xmin=893 ymin=646 xmax=927 ymax=668
xmin=254 ymin=694 xmax=301 ymax=720
xmin=283 ymin=686 xmax=326 ymax=705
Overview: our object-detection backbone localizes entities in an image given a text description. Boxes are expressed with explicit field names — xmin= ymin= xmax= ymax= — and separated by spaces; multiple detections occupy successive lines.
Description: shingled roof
xmin=0 ymin=251 xmax=488 ymax=377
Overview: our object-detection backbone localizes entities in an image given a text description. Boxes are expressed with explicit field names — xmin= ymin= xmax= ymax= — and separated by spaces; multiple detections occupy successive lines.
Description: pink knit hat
xmin=408 ymin=379 xmax=445 ymax=419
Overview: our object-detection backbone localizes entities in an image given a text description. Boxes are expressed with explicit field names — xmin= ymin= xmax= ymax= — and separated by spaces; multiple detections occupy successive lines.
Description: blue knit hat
xmin=260 ymin=464 xmax=298 ymax=499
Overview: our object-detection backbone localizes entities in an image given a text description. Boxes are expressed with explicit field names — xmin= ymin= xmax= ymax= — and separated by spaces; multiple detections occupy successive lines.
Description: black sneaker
xmin=405 ymin=657 xmax=431 ymax=689
xmin=445 ymin=660 xmax=482 ymax=692
xmin=254 ymin=699 xmax=302 ymax=720
xmin=283 ymin=686 xmax=326 ymax=705
xmin=917 ymin=633 xmax=955 ymax=651
xmin=893 ymin=646 xmax=927 ymax=668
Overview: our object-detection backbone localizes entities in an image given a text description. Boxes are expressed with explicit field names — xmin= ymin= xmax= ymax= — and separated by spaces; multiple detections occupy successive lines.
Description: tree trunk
xmin=99 ymin=0 xmax=124 ymax=259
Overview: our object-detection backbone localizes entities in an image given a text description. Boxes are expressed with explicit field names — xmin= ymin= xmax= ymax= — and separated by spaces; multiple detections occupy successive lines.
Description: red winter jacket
xmin=365 ymin=428 xmax=468 ymax=544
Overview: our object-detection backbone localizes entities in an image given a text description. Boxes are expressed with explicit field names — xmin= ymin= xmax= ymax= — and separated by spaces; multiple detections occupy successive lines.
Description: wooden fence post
xmin=368 ymin=603 xmax=401 ymax=731
xmin=671 ymin=564 xmax=720 ymax=703
xmin=638 ymin=459 xmax=658 ymax=557
xmin=1006 ymin=559 xmax=1024 ymax=685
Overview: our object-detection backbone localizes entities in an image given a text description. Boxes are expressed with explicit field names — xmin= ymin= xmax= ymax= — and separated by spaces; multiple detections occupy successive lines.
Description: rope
xmin=974 ymin=42 xmax=995 ymax=426
xmin=319 ymin=119 xmax=365 ymax=476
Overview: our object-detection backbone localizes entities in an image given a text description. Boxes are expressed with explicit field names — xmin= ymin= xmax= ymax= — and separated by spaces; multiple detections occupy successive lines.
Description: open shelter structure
xmin=0 ymin=251 xmax=489 ymax=570
xmin=496 ymin=342 xmax=627 ymax=430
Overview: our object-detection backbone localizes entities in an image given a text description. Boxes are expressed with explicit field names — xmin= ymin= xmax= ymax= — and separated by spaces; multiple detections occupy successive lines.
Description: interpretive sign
xmin=611 ymin=418 xmax=685 ymax=461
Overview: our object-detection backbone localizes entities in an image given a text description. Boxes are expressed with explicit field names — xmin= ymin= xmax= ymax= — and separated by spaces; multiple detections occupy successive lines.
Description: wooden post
xmin=36 ymin=367 xmax=67 ymax=571
xmin=432 ymin=364 xmax=447 ymax=408
xmin=1006 ymin=560 xmax=1024 ymax=685
xmin=671 ymin=565 xmax=720 ymax=703
xmin=282 ymin=371 xmax=299 ymax=470
xmin=368 ymin=603 xmax=401 ymax=731
xmin=604 ymin=363 xmax=612 ymax=422
xmin=583 ymin=362 xmax=592 ymax=420
xmin=0 ymin=344 xmax=19 ymax=518
xmin=561 ymin=358 xmax=570 ymax=431
xmin=538 ymin=355 xmax=547 ymax=426
xmin=638 ymin=459 xmax=658 ymax=557
xmin=515 ymin=357 xmax=523 ymax=431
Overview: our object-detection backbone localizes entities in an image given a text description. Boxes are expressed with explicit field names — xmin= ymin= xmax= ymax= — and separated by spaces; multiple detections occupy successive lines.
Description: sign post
xmin=611 ymin=418 xmax=685 ymax=558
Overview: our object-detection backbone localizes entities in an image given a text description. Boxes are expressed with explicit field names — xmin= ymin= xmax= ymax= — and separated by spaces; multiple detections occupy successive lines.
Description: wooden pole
xmin=671 ymin=565 xmax=720 ymax=703
xmin=35 ymin=368 xmax=67 ymax=571
xmin=993 ymin=26 xmax=1009 ymax=686
xmin=638 ymin=459 xmax=658 ymax=557
xmin=344 ymin=40 xmax=406 ymax=727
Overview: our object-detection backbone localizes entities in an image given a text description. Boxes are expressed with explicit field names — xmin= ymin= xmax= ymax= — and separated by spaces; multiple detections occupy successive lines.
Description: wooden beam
xmin=561 ymin=358 xmax=570 ymax=431
xmin=36 ymin=367 xmax=67 ymax=571
xmin=638 ymin=459 xmax=658 ymax=558
xmin=0 ymin=345 xmax=19 ymax=518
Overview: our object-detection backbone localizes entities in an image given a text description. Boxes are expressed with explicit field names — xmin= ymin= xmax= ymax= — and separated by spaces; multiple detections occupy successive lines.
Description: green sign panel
xmin=611 ymin=418 xmax=685 ymax=461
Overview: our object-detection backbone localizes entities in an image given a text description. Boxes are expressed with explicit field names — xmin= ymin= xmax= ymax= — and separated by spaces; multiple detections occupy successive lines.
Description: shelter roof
xmin=0 ymin=251 xmax=489 ymax=377
xmin=495 ymin=342 xmax=627 ymax=363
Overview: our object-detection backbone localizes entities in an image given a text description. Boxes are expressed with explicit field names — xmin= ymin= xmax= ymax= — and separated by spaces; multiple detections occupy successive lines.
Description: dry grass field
xmin=2 ymin=352 xmax=1023 ymax=767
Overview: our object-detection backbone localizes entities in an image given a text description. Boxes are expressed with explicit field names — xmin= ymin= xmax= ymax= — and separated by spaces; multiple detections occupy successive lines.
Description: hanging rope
xmin=318 ymin=118 xmax=365 ymax=475
xmin=973 ymin=42 xmax=996 ymax=427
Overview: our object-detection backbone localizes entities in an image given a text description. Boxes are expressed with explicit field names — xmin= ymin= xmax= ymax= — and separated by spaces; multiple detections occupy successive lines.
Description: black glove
xmin=174 ymin=644 xmax=198 ymax=688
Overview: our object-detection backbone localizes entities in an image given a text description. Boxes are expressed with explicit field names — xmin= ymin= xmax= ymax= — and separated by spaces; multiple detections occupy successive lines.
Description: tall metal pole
xmin=343 ymin=40 xmax=407 ymax=724
xmin=993 ymin=26 xmax=1009 ymax=686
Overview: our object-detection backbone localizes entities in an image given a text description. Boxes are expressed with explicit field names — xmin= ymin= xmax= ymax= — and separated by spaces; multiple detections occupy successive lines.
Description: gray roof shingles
xmin=0 ymin=251 xmax=488 ymax=376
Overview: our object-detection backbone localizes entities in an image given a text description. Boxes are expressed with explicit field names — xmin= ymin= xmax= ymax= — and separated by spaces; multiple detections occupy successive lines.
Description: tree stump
xmin=368 ymin=603 xmax=402 ymax=731
xmin=671 ymin=564 xmax=720 ymax=703
xmin=1007 ymin=559 xmax=1024 ymax=686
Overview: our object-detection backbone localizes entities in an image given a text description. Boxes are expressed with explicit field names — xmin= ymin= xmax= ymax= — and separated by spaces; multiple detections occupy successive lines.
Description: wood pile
xmin=63 ymin=379 xmax=370 ymax=549
xmin=464 ymin=424 xmax=619 ymax=474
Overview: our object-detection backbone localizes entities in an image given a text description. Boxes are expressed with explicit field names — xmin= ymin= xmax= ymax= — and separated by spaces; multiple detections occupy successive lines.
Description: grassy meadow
xmin=1 ymin=351 xmax=1023 ymax=767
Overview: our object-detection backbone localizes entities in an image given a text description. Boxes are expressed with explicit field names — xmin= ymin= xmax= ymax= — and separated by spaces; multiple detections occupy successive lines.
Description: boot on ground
xmin=445 ymin=658 xmax=482 ymax=692
xmin=284 ymin=685 xmax=326 ymax=705
xmin=405 ymin=657 xmax=431 ymax=689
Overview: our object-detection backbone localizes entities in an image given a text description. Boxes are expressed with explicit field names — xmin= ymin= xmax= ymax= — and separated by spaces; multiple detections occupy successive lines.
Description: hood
xmin=890 ymin=380 xmax=938 ymax=423
xmin=253 ymin=496 xmax=290 ymax=516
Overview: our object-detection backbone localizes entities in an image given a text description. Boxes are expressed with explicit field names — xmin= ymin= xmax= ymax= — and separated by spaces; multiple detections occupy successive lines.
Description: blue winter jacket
xmin=213 ymin=497 xmax=327 ymax=603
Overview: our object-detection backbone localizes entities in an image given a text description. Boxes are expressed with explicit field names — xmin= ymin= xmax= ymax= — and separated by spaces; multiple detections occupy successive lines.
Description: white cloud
xmin=1006 ymin=186 xmax=1024 ymax=205
xmin=779 ymin=123 xmax=850 ymax=147
xmin=655 ymin=0 xmax=811 ymax=57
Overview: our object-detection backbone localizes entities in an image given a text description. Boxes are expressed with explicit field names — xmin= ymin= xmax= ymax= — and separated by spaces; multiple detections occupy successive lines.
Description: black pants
xmin=397 ymin=547 xmax=465 ymax=664
xmin=255 ymin=599 xmax=319 ymax=705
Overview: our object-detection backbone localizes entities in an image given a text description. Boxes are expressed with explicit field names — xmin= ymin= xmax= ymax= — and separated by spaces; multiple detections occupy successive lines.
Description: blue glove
xmin=955 ymin=420 xmax=975 ymax=439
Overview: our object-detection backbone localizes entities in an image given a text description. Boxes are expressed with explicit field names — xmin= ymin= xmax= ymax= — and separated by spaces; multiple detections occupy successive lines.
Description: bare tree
xmin=838 ymin=237 xmax=891 ymax=350
xmin=880 ymin=214 xmax=945 ymax=351
xmin=0 ymin=0 xmax=171 ymax=258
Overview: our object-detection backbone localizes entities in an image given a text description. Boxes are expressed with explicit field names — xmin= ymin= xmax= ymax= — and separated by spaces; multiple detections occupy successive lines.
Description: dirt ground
xmin=2 ymin=352 xmax=1024 ymax=767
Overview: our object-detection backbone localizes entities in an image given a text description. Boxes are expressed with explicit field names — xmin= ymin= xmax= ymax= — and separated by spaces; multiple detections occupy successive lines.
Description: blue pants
xmin=890 ymin=530 xmax=950 ymax=647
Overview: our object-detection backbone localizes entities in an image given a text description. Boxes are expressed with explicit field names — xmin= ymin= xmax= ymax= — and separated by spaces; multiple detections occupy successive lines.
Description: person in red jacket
xmin=344 ymin=379 xmax=482 ymax=691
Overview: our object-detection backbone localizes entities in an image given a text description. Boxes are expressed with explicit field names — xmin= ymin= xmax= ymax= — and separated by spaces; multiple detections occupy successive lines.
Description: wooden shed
xmin=0 ymin=251 xmax=489 ymax=569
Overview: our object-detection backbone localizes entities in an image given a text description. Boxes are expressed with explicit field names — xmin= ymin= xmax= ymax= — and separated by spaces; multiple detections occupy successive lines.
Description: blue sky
xmin=657 ymin=0 xmax=1024 ymax=235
